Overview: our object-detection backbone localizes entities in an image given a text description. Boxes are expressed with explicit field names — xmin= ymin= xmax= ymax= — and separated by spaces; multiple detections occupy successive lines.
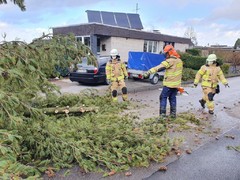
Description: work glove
xmin=143 ymin=72 xmax=150 ymax=78
xmin=224 ymin=83 xmax=230 ymax=88
xmin=193 ymin=83 xmax=198 ymax=88
xmin=107 ymin=79 xmax=111 ymax=85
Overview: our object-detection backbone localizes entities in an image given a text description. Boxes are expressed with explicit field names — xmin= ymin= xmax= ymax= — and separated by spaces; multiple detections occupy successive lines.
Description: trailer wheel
xmin=150 ymin=74 xmax=159 ymax=84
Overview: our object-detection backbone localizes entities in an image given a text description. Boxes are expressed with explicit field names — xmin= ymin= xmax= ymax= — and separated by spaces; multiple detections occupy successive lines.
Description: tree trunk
xmin=24 ymin=106 xmax=99 ymax=117
xmin=42 ymin=106 xmax=99 ymax=115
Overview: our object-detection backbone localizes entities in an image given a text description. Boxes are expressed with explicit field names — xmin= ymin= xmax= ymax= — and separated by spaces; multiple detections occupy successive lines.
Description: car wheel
xmin=150 ymin=74 xmax=159 ymax=84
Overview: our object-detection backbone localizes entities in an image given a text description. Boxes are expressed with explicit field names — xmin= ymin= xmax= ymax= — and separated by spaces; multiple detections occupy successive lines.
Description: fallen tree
xmin=0 ymin=35 xmax=182 ymax=179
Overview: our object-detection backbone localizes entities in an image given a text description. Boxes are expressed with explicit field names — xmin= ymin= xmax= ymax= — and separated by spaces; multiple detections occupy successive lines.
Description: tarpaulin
xmin=128 ymin=51 xmax=166 ymax=71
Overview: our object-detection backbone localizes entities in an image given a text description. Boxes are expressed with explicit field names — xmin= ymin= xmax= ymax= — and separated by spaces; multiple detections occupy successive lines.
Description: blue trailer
xmin=127 ymin=51 xmax=166 ymax=84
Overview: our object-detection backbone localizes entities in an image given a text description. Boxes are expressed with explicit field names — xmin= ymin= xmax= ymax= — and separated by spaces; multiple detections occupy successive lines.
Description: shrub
xmin=221 ymin=63 xmax=230 ymax=75
xmin=216 ymin=58 xmax=223 ymax=66
xmin=181 ymin=53 xmax=206 ymax=70
xmin=182 ymin=68 xmax=197 ymax=81
xmin=180 ymin=53 xmax=224 ymax=70
xmin=186 ymin=48 xmax=201 ymax=56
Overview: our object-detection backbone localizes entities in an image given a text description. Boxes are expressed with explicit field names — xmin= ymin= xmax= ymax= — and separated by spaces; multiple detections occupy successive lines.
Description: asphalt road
xmin=145 ymin=127 xmax=240 ymax=180
xmin=51 ymin=78 xmax=163 ymax=95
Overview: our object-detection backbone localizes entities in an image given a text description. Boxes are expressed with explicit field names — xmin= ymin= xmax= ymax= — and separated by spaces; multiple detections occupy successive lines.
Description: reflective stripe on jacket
xmin=105 ymin=59 xmax=128 ymax=82
xmin=194 ymin=64 xmax=228 ymax=88
xmin=149 ymin=56 xmax=183 ymax=88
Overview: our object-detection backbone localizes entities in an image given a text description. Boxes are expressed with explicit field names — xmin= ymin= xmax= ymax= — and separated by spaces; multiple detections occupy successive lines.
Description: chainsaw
xmin=177 ymin=87 xmax=189 ymax=96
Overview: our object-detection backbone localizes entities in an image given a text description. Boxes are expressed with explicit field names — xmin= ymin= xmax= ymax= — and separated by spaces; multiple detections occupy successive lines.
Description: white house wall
xmin=99 ymin=36 xmax=189 ymax=62
xmin=174 ymin=43 xmax=189 ymax=52
xmin=100 ymin=38 xmax=111 ymax=57
xmin=110 ymin=37 xmax=144 ymax=62
xmin=158 ymin=41 xmax=165 ymax=53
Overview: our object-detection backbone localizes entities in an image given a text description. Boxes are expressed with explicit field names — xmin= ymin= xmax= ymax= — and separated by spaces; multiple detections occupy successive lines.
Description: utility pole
xmin=136 ymin=3 xmax=140 ymax=14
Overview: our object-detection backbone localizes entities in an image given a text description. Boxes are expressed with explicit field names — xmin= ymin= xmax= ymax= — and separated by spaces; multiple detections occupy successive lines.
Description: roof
xmin=52 ymin=23 xmax=193 ymax=45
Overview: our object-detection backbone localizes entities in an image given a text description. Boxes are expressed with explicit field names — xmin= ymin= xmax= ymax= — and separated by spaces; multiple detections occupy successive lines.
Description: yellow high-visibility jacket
xmin=194 ymin=64 xmax=228 ymax=88
xmin=105 ymin=59 xmax=128 ymax=82
xmin=149 ymin=56 xmax=183 ymax=88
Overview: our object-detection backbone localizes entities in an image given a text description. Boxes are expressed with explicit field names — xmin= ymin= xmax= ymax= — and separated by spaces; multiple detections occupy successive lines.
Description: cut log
xmin=42 ymin=106 xmax=99 ymax=115
xmin=23 ymin=106 xmax=99 ymax=117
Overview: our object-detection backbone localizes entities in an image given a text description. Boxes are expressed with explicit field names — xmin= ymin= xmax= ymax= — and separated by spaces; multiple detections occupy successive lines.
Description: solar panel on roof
xmin=115 ymin=13 xmax=130 ymax=28
xmin=101 ymin=11 xmax=116 ymax=26
xmin=127 ymin=13 xmax=143 ymax=30
xmin=87 ymin=10 xmax=102 ymax=23
xmin=86 ymin=10 xmax=143 ymax=30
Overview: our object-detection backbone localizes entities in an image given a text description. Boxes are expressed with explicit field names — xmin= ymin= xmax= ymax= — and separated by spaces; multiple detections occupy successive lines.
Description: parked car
xmin=69 ymin=56 xmax=111 ymax=85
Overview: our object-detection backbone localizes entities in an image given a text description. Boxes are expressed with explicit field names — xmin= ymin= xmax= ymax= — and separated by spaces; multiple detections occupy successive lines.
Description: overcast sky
xmin=0 ymin=0 xmax=239 ymax=46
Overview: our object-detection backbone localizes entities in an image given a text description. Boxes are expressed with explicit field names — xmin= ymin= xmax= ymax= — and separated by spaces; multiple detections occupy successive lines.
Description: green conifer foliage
xmin=0 ymin=35 xmax=182 ymax=179
xmin=0 ymin=0 xmax=26 ymax=11
xmin=0 ymin=34 xmax=98 ymax=178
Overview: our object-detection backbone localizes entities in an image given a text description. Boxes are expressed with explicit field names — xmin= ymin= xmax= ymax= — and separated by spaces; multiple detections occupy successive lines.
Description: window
xmin=143 ymin=41 xmax=147 ymax=52
xmin=148 ymin=41 xmax=153 ymax=53
xmin=153 ymin=41 xmax=157 ymax=52
xmin=76 ymin=37 xmax=82 ymax=42
xmin=97 ymin=37 xmax=100 ymax=52
xmin=143 ymin=40 xmax=158 ymax=53
xmin=101 ymin=44 xmax=106 ymax=51
xmin=164 ymin=42 xmax=175 ymax=48
xmin=84 ymin=37 xmax=90 ymax=47
xmin=76 ymin=36 xmax=90 ymax=47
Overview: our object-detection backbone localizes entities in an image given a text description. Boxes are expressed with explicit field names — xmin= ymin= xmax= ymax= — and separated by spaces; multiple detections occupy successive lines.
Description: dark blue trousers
xmin=159 ymin=86 xmax=178 ymax=115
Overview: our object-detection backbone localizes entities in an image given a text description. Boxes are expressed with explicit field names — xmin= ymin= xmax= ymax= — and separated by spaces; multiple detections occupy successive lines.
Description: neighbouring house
xmin=52 ymin=10 xmax=193 ymax=61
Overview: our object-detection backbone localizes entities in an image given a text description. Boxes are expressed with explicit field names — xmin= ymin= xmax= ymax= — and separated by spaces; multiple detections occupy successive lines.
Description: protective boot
xmin=159 ymin=107 xmax=166 ymax=119
xmin=112 ymin=97 xmax=118 ymax=102
xmin=121 ymin=87 xmax=128 ymax=101
xmin=199 ymin=99 xmax=206 ymax=108
xmin=170 ymin=106 xmax=177 ymax=119
xmin=208 ymin=110 xmax=214 ymax=114
xmin=122 ymin=94 xmax=128 ymax=101
xmin=112 ymin=90 xmax=118 ymax=102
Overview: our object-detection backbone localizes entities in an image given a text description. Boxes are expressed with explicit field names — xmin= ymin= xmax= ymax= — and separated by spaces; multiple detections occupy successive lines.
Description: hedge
xmin=180 ymin=53 xmax=223 ymax=70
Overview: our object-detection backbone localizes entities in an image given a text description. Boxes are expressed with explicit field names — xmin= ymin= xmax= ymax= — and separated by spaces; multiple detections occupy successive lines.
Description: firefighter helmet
xmin=163 ymin=45 xmax=174 ymax=53
xmin=110 ymin=49 xmax=119 ymax=56
xmin=206 ymin=54 xmax=217 ymax=62
xmin=163 ymin=45 xmax=180 ymax=58
xmin=206 ymin=54 xmax=217 ymax=65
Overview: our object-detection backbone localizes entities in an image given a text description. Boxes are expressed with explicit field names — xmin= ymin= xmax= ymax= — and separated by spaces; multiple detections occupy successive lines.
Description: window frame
xmin=143 ymin=40 xmax=158 ymax=53
xmin=76 ymin=36 xmax=91 ymax=47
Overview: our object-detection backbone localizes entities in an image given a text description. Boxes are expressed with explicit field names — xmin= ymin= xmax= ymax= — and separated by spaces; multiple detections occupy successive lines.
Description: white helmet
xmin=206 ymin=54 xmax=217 ymax=65
xmin=110 ymin=49 xmax=119 ymax=56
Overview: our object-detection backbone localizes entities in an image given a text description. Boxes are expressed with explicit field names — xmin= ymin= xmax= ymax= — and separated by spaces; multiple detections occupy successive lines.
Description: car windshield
xmin=76 ymin=56 xmax=110 ymax=70
xmin=98 ymin=56 xmax=110 ymax=66
xmin=77 ymin=57 xmax=95 ymax=69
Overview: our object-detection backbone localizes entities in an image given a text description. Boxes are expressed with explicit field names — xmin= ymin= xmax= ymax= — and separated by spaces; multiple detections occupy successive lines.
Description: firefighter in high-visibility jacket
xmin=106 ymin=49 xmax=128 ymax=102
xmin=144 ymin=45 xmax=183 ymax=118
xmin=194 ymin=54 xmax=229 ymax=114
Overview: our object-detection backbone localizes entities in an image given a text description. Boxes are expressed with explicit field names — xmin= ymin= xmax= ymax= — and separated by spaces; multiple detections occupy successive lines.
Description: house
xmin=52 ymin=10 xmax=193 ymax=61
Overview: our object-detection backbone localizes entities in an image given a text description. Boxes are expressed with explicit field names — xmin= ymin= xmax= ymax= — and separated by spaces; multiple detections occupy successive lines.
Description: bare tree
xmin=0 ymin=0 xmax=25 ymax=11
xmin=229 ymin=51 xmax=240 ymax=73
xmin=1 ymin=32 xmax=7 ymax=41
xmin=184 ymin=26 xmax=198 ymax=46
